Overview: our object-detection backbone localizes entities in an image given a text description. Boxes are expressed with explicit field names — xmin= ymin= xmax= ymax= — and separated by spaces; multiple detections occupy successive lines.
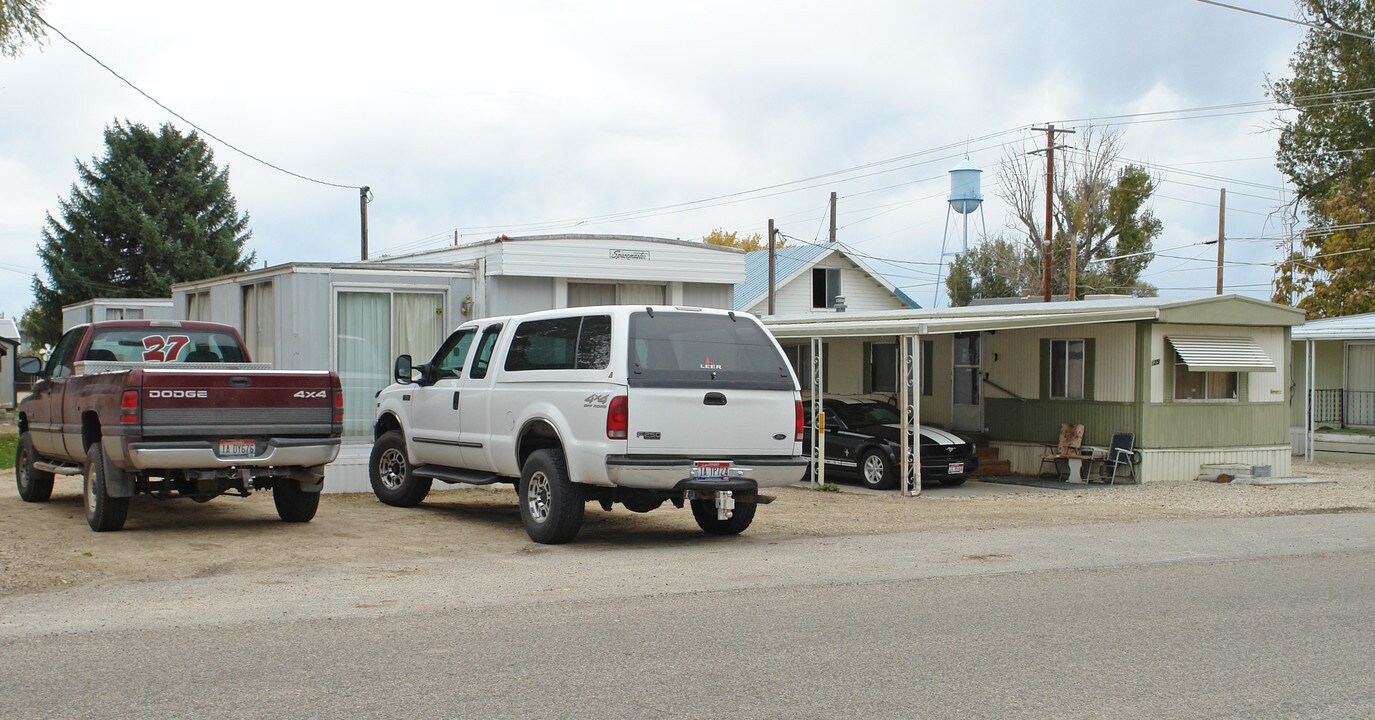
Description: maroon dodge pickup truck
xmin=15 ymin=320 xmax=342 ymax=531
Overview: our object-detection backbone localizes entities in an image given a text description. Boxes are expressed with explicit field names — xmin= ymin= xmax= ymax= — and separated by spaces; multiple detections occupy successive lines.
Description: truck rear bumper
xmin=604 ymin=455 xmax=807 ymax=491
xmin=121 ymin=437 xmax=341 ymax=471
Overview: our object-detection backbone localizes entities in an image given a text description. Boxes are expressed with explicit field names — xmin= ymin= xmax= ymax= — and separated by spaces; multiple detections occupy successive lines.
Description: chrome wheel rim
xmin=863 ymin=455 xmax=886 ymax=485
xmin=83 ymin=466 xmax=95 ymax=513
xmin=527 ymin=471 xmax=551 ymax=523
xmin=378 ymin=448 xmax=407 ymax=490
xmin=16 ymin=445 xmax=30 ymax=492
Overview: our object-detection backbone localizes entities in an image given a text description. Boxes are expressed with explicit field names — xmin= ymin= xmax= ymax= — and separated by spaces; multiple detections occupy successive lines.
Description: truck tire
xmin=273 ymin=480 xmax=320 ymax=523
xmin=690 ymin=497 xmax=756 ymax=535
xmin=83 ymin=443 xmax=129 ymax=532
xmin=518 ymin=449 xmax=584 ymax=544
xmin=369 ymin=430 xmax=431 ymax=507
xmin=15 ymin=433 xmax=55 ymax=503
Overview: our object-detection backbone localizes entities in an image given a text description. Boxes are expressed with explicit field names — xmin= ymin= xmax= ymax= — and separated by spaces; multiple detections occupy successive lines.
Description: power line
xmin=39 ymin=18 xmax=361 ymax=191
xmin=1194 ymin=0 xmax=1375 ymax=42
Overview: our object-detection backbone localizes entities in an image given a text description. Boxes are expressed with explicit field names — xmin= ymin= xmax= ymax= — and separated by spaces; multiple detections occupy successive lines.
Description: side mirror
xmin=393 ymin=355 xmax=413 ymax=384
xmin=18 ymin=355 xmax=44 ymax=376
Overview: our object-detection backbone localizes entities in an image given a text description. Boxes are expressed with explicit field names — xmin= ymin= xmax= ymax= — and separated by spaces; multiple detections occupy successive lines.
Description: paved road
xmin=3 ymin=513 xmax=1373 ymax=719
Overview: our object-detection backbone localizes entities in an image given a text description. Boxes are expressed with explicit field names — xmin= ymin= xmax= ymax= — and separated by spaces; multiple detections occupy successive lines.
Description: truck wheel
xmin=690 ymin=497 xmax=757 ymax=536
xmin=369 ymin=430 xmax=431 ymax=507
xmin=83 ymin=443 xmax=129 ymax=532
xmin=15 ymin=433 xmax=55 ymax=503
xmin=273 ymin=480 xmax=320 ymax=523
xmin=518 ymin=449 xmax=584 ymax=544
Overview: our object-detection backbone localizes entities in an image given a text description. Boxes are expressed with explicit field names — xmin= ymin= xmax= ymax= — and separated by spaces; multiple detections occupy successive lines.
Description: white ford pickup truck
xmin=368 ymin=305 xmax=807 ymax=543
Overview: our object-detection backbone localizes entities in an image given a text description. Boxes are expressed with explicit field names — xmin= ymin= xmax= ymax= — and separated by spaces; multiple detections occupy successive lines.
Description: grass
xmin=0 ymin=431 xmax=16 ymax=469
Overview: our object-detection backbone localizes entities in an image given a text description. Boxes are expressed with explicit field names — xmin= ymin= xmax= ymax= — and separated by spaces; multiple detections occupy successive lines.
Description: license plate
xmin=218 ymin=439 xmax=257 ymax=458
xmin=691 ymin=461 xmax=732 ymax=480
xmin=947 ymin=462 xmax=964 ymax=475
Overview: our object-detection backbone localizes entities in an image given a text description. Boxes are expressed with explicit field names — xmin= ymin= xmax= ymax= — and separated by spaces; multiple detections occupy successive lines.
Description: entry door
xmin=951 ymin=332 xmax=982 ymax=433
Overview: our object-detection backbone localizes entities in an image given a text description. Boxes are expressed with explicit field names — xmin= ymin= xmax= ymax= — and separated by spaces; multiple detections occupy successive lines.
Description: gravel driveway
xmin=4 ymin=434 xmax=1372 ymax=596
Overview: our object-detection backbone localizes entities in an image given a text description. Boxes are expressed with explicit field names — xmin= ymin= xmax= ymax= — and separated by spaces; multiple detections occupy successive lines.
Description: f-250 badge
xmin=583 ymin=393 xmax=611 ymax=408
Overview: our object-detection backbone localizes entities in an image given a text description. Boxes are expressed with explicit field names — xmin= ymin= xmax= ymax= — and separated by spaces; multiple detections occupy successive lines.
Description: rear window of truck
xmin=87 ymin=329 xmax=247 ymax=363
xmin=627 ymin=311 xmax=793 ymax=390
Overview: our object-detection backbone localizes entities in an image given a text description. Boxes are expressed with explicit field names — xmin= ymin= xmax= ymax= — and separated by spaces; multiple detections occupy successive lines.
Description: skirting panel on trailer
xmin=992 ymin=442 xmax=1292 ymax=483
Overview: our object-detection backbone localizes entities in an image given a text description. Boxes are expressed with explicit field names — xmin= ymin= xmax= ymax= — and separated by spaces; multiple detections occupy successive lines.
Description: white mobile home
xmin=61 ymin=298 xmax=174 ymax=332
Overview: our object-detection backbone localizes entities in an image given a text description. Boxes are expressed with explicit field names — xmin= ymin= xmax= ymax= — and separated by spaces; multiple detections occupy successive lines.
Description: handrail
xmin=982 ymin=376 xmax=1027 ymax=402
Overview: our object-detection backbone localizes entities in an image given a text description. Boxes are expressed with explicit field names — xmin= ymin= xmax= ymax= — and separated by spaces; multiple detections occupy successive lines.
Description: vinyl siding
xmin=984 ymin=323 xmax=1136 ymax=403
xmin=750 ymin=254 xmax=907 ymax=316
xmin=1150 ymin=324 xmax=1285 ymax=403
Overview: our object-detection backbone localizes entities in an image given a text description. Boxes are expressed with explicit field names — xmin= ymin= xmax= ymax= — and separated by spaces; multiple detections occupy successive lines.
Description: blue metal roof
xmin=735 ymin=243 xmax=920 ymax=311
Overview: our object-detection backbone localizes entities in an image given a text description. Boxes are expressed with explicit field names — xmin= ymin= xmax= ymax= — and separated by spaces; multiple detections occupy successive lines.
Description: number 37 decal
xmin=141 ymin=335 xmax=191 ymax=362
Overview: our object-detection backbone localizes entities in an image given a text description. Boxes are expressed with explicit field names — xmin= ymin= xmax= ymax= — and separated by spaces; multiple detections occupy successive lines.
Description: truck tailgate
xmin=626 ymin=387 xmax=798 ymax=456
xmin=136 ymin=370 xmax=338 ymax=437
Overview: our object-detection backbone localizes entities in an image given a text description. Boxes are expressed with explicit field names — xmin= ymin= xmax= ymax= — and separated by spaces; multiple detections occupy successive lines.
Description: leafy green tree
xmin=1270 ymin=0 xmax=1375 ymax=316
xmin=24 ymin=121 xmax=254 ymax=345
xmin=944 ymin=235 xmax=1039 ymax=307
xmin=703 ymin=228 xmax=786 ymax=252
xmin=1 ymin=0 xmax=46 ymax=57
xmin=947 ymin=128 xmax=1160 ymax=305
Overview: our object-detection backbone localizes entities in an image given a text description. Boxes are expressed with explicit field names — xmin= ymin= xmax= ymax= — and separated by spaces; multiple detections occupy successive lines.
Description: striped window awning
xmin=1167 ymin=335 xmax=1276 ymax=373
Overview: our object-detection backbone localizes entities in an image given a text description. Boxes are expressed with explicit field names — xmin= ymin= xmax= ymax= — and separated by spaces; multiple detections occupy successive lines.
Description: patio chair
xmin=1094 ymin=432 xmax=1136 ymax=485
xmin=1037 ymin=423 xmax=1085 ymax=479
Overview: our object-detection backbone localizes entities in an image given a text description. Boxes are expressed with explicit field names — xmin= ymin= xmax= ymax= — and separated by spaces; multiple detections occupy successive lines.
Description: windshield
xmin=87 ymin=328 xmax=247 ymax=363
xmin=831 ymin=401 xmax=901 ymax=427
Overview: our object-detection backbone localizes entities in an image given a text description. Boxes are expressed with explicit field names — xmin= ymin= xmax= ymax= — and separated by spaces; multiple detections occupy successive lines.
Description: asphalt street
xmin=3 ymin=513 xmax=1373 ymax=719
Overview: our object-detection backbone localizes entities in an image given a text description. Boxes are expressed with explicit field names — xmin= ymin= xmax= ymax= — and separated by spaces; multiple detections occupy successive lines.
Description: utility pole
xmin=1216 ymin=188 xmax=1226 ymax=295
xmin=767 ymin=218 xmax=776 ymax=315
xmin=1030 ymin=125 xmax=1074 ymax=302
xmin=828 ymin=191 xmax=838 ymax=243
xmin=359 ymin=186 xmax=371 ymax=261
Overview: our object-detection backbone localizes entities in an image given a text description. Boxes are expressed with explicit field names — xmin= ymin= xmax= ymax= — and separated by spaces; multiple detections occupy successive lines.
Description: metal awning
xmin=1166 ymin=335 xmax=1276 ymax=372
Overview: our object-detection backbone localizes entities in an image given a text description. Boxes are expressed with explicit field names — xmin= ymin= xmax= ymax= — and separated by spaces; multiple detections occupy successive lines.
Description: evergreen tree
xmin=24 ymin=121 xmax=254 ymax=345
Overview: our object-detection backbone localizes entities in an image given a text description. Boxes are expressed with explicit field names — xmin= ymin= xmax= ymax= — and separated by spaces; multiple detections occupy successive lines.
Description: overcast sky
xmin=0 ymin=0 xmax=1310 ymax=322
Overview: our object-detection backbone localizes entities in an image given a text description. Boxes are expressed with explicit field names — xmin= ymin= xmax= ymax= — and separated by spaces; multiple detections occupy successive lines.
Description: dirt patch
xmin=3 ymin=460 xmax=1373 ymax=596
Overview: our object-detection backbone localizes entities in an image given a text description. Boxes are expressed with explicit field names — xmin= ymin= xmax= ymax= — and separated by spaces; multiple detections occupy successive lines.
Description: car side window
xmin=431 ymin=328 xmax=477 ymax=378
xmin=46 ymin=328 xmax=83 ymax=378
xmin=469 ymin=324 xmax=503 ymax=380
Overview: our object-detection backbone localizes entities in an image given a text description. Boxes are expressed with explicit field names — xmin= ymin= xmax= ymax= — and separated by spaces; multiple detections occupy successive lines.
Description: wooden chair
xmin=1094 ymin=432 xmax=1137 ymax=485
xmin=1037 ymin=423 xmax=1085 ymax=479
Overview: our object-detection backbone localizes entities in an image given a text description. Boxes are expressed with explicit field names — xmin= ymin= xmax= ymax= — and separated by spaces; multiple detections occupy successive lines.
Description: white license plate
xmin=947 ymin=462 xmax=964 ymax=475
xmin=218 ymin=439 xmax=257 ymax=458
xmin=691 ymin=461 xmax=732 ymax=480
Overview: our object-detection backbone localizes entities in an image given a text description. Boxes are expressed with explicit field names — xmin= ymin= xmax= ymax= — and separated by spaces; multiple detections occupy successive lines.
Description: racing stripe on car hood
xmin=880 ymin=424 xmax=966 ymax=446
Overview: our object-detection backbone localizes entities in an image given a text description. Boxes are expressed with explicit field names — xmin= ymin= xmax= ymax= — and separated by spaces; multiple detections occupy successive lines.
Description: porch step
xmin=975 ymin=459 xmax=1013 ymax=476
xmin=974 ymin=445 xmax=1012 ymax=476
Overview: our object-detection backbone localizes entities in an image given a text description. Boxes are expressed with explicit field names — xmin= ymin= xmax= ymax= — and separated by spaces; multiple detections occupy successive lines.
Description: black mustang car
xmin=802 ymin=397 xmax=979 ymax=489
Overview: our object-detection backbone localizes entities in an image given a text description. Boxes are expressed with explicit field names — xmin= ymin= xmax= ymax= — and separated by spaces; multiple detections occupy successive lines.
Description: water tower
xmin=934 ymin=158 xmax=988 ymax=307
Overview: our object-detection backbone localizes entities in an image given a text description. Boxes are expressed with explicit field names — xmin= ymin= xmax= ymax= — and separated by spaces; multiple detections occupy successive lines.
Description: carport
xmin=762 ymin=296 xmax=1296 ymax=489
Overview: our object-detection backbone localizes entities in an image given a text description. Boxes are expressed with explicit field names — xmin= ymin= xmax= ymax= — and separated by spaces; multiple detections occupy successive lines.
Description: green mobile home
xmin=766 ymin=295 xmax=1304 ymax=483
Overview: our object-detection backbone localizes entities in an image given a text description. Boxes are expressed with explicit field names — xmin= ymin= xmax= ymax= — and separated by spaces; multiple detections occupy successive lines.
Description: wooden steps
xmin=975 ymin=446 xmax=1013 ymax=476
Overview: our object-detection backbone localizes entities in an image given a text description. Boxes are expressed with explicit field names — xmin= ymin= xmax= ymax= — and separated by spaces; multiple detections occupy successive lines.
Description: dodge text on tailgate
xmin=15 ymin=321 xmax=342 ymax=531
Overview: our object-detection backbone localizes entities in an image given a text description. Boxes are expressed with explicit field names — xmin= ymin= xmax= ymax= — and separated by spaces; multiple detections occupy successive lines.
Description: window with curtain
xmin=105 ymin=307 xmax=144 ymax=320
xmin=186 ymin=291 xmax=211 ymax=321
xmin=1173 ymin=350 xmax=1237 ymax=400
xmin=567 ymin=282 xmax=664 ymax=307
xmin=241 ymin=282 xmax=275 ymax=365
xmin=1049 ymin=339 xmax=1085 ymax=399
xmin=336 ymin=290 xmax=445 ymax=435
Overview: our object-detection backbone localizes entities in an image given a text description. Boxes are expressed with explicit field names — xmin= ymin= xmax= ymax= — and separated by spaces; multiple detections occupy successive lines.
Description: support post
xmin=810 ymin=337 xmax=824 ymax=488
xmin=767 ymin=218 xmax=776 ymax=316
xmin=900 ymin=333 xmax=922 ymax=497
xmin=1216 ymin=188 xmax=1226 ymax=295
xmin=360 ymin=186 xmax=371 ymax=261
